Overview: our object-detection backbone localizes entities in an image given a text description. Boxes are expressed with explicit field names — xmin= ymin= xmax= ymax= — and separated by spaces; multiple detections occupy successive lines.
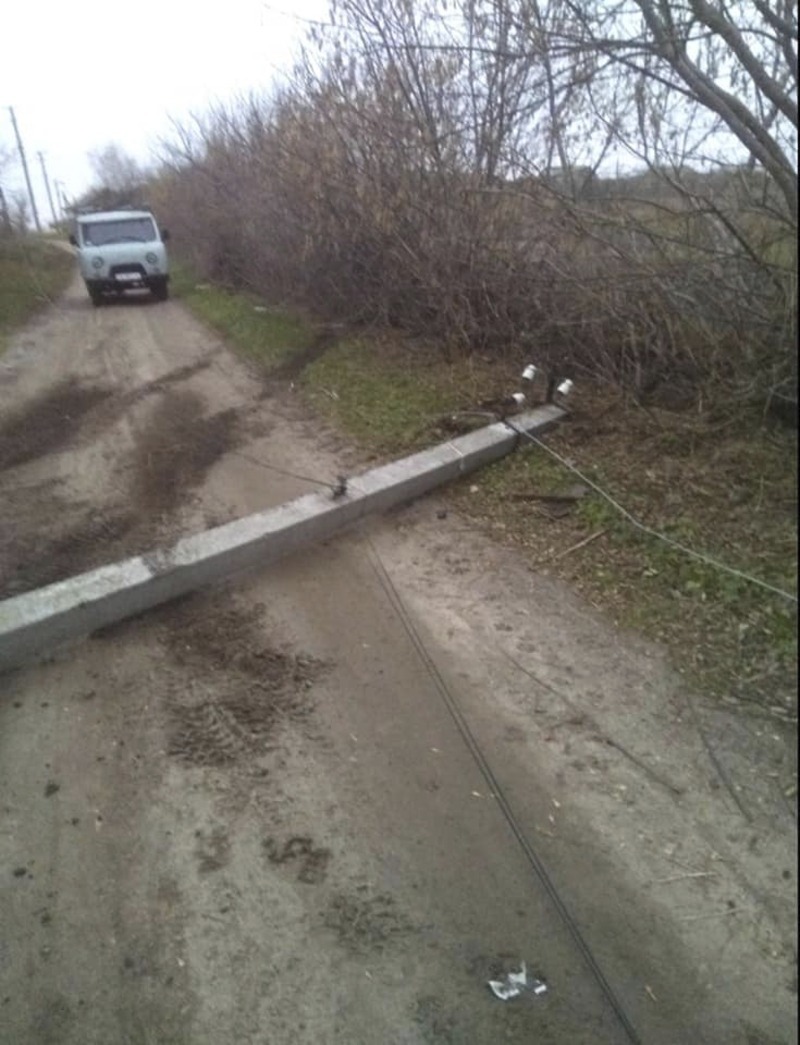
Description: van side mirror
xmin=161 ymin=228 xmax=170 ymax=242
xmin=68 ymin=233 xmax=77 ymax=246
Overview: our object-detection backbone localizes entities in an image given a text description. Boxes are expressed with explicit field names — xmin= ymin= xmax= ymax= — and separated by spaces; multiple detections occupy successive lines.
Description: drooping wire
xmin=504 ymin=419 xmax=797 ymax=605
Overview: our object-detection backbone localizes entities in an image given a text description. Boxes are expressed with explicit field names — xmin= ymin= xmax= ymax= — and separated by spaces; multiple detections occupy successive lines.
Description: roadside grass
xmin=456 ymin=412 xmax=796 ymax=715
xmin=306 ymin=342 xmax=798 ymax=720
xmin=171 ymin=264 xmax=314 ymax=370
xmin=302 ymin=335 xmax=497 ymax=454
xmin=0 ymin=236 xmax=73 ymax=353
xmin=175 ymin=271 xmax=798 ymax=718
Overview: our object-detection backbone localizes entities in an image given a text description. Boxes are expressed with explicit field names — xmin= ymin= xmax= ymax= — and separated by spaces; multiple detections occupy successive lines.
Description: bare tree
xmin=0 ymin=142 xmax=14 ymax=174
xmin=88 ymin=143 xmax=146 ymax=193
xmin=0 ymin=144 xmax=14 ymax=236
xmin=0 ymin=142 xmax=14 ymax=223
xmin=559 ymin=0 xmax=797 ymax=221
xmin=72 ymin=143 xmax=150 ymax=212
xmin=10 ymin=191 xmax=30 ymax=234
xmin=152 ymin=0 xmax=797 ymax=411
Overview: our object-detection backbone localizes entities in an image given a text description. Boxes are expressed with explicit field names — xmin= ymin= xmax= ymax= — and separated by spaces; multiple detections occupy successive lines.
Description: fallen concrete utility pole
xmin=0 ymin=405 xmax=563 ymax=673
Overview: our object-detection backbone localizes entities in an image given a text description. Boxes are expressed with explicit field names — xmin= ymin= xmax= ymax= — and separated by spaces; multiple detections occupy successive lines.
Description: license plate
xmin=115 ymin=272 xmax=139 ymax=282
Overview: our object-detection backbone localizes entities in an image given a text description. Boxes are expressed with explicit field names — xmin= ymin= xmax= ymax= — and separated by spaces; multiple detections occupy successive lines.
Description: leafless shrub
xmin=153 ymin=0 xmax=797 ymax=415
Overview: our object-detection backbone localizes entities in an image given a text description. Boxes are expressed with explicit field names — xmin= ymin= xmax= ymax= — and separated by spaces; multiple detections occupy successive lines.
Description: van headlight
xmin=92 ymin=257 xmax=104 ymax=269
xmin=145 ymin=252 xmax=157 ymax=264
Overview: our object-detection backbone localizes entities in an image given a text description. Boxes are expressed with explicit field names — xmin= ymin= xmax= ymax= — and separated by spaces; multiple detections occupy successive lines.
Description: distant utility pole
xmin=7 ymin=106 xmax=41 ymax=232
xmin=54 ymin=179 xmax=66 ymax=218
xmin=0 ymin=186 xmax=11 ymax=234
xmin=37 ymin=151 xmax=58 ymax=225
xmin=55 ymin=180 xmax=71 ymax=218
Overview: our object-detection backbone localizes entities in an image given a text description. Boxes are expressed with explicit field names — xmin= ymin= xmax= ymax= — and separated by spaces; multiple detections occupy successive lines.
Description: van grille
xmin=110 ymin=264 xmax=146 ymax=278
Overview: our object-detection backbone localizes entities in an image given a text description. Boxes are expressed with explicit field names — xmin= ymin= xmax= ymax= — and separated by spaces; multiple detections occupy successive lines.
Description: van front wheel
xmin=151 ymin=279 xmax=169 ymax=302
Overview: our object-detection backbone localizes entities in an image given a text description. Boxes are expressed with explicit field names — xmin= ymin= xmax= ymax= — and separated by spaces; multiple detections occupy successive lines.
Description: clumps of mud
xmin=323 ymin=889 xmax=413 ymax=953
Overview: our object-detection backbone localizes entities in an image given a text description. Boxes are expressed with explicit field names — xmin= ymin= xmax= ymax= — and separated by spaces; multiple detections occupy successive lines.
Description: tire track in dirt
xmin=0 ymin=356 xmax=218 ymax=475
xmin=0 ymin=499 xmax=138 ymax=597
xmin=0 ymin=377 xmax=245 ymax=599
xmin=129 ymin=390 xmax=240 ymax=516
xmin=0 ymin=378 xmax=113 ymax=471
xmin=154 ymin=597 xmax=324 ymax=768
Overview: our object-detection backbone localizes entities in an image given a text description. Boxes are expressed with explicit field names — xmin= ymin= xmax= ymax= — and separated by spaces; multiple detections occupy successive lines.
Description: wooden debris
xmin=550 ymin=529 xmax=608 ymax=562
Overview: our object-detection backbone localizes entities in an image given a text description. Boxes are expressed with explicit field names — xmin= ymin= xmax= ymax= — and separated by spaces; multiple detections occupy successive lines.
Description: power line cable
xmin=364 ymin=534 xmax=644 ymax=1045
xmin=504 ymin=418 xmax=797 ymax=604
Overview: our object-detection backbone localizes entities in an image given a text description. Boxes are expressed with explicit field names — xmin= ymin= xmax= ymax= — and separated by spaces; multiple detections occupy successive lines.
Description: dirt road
xmin=0 ymin=275 xmax=796 ymax=1044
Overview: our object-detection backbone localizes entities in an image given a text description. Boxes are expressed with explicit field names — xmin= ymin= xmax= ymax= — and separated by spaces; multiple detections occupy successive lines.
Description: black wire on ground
xmin=364 ymin=534 xmax=643 ymax=1045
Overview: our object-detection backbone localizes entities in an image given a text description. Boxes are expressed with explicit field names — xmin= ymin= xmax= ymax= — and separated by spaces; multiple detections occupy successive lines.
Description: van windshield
xmin=81 ymin=218 xmax=156 ymax=246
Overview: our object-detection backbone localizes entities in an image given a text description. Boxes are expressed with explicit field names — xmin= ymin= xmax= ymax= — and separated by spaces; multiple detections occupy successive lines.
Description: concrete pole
xmin=0 ymin=405 xmax=565 ymax=671
xmin=7 ymin=106 xmax=41 ymax=232
xmin=37 ymin=151 xmax=58 ymax=226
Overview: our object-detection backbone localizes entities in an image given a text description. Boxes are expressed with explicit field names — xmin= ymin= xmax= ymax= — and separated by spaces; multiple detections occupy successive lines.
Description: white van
xmin=69 ymin=209 xmax=170 ymax=306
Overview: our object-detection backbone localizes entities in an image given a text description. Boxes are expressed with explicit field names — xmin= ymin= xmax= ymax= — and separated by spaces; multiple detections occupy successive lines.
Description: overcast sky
xmin=1 ymin=0 xmax=325 ymax=222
